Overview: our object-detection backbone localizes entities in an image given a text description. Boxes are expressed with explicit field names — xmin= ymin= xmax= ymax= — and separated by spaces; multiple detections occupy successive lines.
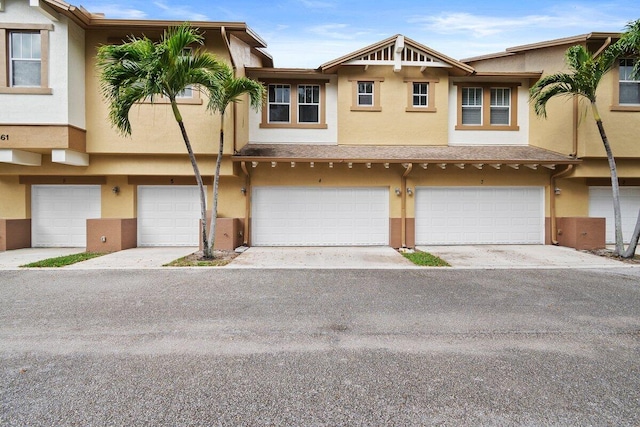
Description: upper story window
xmin=461 ymin=87 xmax=482 ymax=125
xmin=349 ymin=77 xmax=383 ymax=112
xmin=455 ymin=83 xmax=519 ymax=130
xmin=268 ymin=84 xmax=291 ymax=123
xmin=10 ymin=31 xmax=41 ymax=87
xmin=404 ymin=78 xmax=438 ymax=112
xmin=357 ymin=81 xmax=373 ymax=106
xmin=619 ymin=58 xmax=640 ymax=105
xmin=412 ymin=82 xmax=428 ymax=107
xmin=260 ymin=80 xmax=327 ymax=129
xmin=490 ymin=88 xmax=511 ymax=125
xmin=0 ymin=24 xmax=52 ymax=94
xmin=298 ymin=85 xmax=320 ymax=123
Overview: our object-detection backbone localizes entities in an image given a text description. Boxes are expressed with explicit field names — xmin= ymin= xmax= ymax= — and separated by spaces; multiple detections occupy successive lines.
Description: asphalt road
xmin=1 ymin=268 xmax=639 ymax=426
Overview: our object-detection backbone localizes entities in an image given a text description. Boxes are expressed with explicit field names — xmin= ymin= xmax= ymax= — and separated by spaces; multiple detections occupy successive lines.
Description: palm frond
xmin=207 ymin=64 xmax=265 ymax=114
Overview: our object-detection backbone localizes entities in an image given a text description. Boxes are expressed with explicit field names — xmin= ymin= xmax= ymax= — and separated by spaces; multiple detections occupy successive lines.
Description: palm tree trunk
xmin=171 ymin=101 xmax=211 ymax=258
xmin=622 ymin=210 xmax=640 ymax=258
xmin=591 ymin=102 xmax=624 ymax=256
xmin=207 ymin=112 xmax=225 ymax=256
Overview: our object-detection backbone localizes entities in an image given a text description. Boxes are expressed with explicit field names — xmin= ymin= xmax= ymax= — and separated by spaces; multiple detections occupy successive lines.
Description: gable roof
xmin=320 ymin=34 xmax=474 ymax=75
xmin=462 ymin=32 xmax=621 ymax=63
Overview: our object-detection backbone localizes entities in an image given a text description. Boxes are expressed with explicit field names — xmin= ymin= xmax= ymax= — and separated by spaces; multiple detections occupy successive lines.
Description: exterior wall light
xmin=554 ymin=187 xmax=561 ymax=195
xmin=241 ymin=187 xmax=247 ymax=195
xmin=395 ymin=187 xmax=401 ymax=196
xmin=112 ymin=186 xmax=120 ymax=194
xmin=406 ymin=187 xmax=413 ymax=196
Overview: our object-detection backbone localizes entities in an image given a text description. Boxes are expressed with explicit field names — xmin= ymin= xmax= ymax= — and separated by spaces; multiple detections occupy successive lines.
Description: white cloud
xmin=81 ymin=4 xmax=147 ymax=19
xmin=297 ymin=0 xmax=336 ymax=9
xmin=152 ymin=1 xmax=209 ymax=21
xmin=410 ymin=6 xmax=627 ymax=39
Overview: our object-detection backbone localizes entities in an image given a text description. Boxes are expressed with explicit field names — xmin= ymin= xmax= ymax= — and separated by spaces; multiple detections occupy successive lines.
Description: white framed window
xmin=456 ymin=83 xmax=519 ymax=130
xmin=461 ymin=87 xmax=482 ymax=125
xmin=176 ymin=86 xmax=193 ymax=99
xmin=9 ymin=31 xmax=41 ymax=87
xmin=298 ymin=84 xmax=320 ymax=123
xmin=490 ymin=88 xmax=511 ymax=125
xmin=357 ymin=81 xmax=374 ymax=106
xmin=412 ymin=82 xmax=428 ymax=107
xmin=259 ymin=79 xmax=328 ymax=129
xmin=619 ymin=58 xmax=640 ymax=105
xmin=268 ymin=84 xmax=291 ymax=123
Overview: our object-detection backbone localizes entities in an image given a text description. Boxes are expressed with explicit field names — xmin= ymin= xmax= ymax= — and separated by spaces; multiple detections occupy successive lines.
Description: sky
xmin=76 ymin=0 xmax=637 ymax=68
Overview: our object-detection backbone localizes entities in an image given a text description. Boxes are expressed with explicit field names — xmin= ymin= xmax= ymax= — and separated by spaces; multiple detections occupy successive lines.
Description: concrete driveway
xmin=227 ymin=246 xmax=418 ymax=269
xmin=417 ymin=244 xmax=629 ymax=269
xmin=0 ymin=244 xmax=634 ymax=270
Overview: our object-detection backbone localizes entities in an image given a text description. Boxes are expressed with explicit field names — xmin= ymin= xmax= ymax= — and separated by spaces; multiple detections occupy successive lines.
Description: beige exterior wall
xmin=336 ymin=66 xmax=450 ymax=146
xmin=0 ymin=176 xmax=29 ymax=218
xmin=84 ymin=29 xmax=231 ymax=157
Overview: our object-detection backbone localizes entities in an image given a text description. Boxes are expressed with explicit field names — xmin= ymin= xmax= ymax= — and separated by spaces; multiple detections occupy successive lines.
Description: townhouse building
xmin=1 ymin=0 xmax=638 ymax=252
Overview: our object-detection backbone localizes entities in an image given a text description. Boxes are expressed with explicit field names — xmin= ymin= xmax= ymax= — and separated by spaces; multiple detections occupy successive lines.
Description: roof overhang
xmin=463 ymin=32 xmax=622 ymax=63
xmin=246 ymin=68 xmax=330 ymax=80
xmin=233 ymin=144 xmax=579 ymax=170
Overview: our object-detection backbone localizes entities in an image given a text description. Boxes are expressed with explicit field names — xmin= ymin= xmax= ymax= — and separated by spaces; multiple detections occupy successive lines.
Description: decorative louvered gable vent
xmin=344 ymin=35 xmax=451 ymax=71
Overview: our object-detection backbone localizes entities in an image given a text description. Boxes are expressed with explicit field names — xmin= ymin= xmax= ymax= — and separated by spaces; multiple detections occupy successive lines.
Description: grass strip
xmin=21 ymin=252 xmax=106 ymax=268
xmin=402 ymin=250 xmax=450 ymax=267
xmin=163 ymin=256 xmax=231 ymax=267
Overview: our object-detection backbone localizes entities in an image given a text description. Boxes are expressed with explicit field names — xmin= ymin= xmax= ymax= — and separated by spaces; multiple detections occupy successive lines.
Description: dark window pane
xmin=462 ymin=107 xmax=481 ymax=125
xmin=620 ymin=82 xmax=640 ymax=104
xmin=490 ymin=107 xmax=510 ymax=125
xmin=269 ymin=105 xmax=289 ymax=122
xmin=299 ymin=105 xmax=319 ymax=123
xmin=12 ymin=60 xmax=41 ymax=86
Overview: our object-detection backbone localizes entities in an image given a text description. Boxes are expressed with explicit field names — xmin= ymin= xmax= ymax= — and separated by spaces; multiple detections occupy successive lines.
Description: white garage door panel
xmin=589 ymin=187 xmax=640 ymax=244
xmin=252 ymin=187 xmax=389 ymax=246
xmin=32 ymin=185 xmax=101 ymax=247
xmin=415 ymin=187 xmax=544 ymax=245
xmin=137 ymin=186 xmax=202 ymax=246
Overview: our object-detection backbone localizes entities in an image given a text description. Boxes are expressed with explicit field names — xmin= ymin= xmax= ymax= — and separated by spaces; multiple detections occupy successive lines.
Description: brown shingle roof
xmin=233 ymin=144 xmax=579 ymax=165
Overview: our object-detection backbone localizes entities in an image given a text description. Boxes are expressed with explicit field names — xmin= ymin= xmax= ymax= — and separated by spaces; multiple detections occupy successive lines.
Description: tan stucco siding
xmin=84 ymin=30 xmax=232 ymax=156
xmin=337 ymin=66 xmax=449 ymax=146
xmin=0 ymin=176 xmax=29 ymax=218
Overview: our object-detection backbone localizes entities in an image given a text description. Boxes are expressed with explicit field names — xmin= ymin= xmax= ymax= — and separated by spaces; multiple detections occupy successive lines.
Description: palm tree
xmin=96 ymin=24 xmax=225 ymax=258
xmin=529 ymin=43 xmax=636 ymax=256
xmin=206 ymin=64 xmax=264 ymax=256
xmin=616 ymin=19 xmax=640 ymax=256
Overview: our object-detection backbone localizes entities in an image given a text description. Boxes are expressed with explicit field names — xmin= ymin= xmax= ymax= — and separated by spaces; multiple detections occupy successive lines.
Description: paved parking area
xmin=0 ymin=244 xmax=635 ymax=270
xmin=417 ymin=244 xmax=628 ymax=269
xmin=227 ymin=246 xmax=418 ymax=269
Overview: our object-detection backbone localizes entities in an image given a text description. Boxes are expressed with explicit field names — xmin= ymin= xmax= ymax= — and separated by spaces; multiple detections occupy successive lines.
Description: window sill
xmin=406 ymin=107 xmax=437 ymax=113
xmin=260 ymin=123 xmax=328 ymax=129
xmin=455 ymin=125 xmax=520 ymax=131
xmin=610 ymin=104 xmax=640 ymax=112
xmin=350 ymin=106 xmax=382 ymax=112
xmin=139 ymin=98 xmax=203 ymax=105
xmin=0 ymin=87 xmax=52 ymax=95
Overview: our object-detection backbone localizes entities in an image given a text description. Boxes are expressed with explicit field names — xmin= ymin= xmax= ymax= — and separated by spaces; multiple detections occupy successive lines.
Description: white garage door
xmin=415 ymin=187 xmax=544 ymax=244
xmin=589 ymin=187 xmax=640 ymax=243
xmin=32 ymin=185 xmax=101 ymax=247
xmin=252 ymin=187 xmax=389 ymax=246
xmin=137 ymin=186 xmax=202 ymax=246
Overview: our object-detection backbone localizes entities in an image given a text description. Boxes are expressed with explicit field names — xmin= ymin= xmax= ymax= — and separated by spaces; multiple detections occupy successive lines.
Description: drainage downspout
xmin=241 ymin=161 xmax=251 ymax=245
xmin=401 ymin=163 xmax=413 ymax=248
xmin=550 ymin=164 xmax=574 ymax=245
